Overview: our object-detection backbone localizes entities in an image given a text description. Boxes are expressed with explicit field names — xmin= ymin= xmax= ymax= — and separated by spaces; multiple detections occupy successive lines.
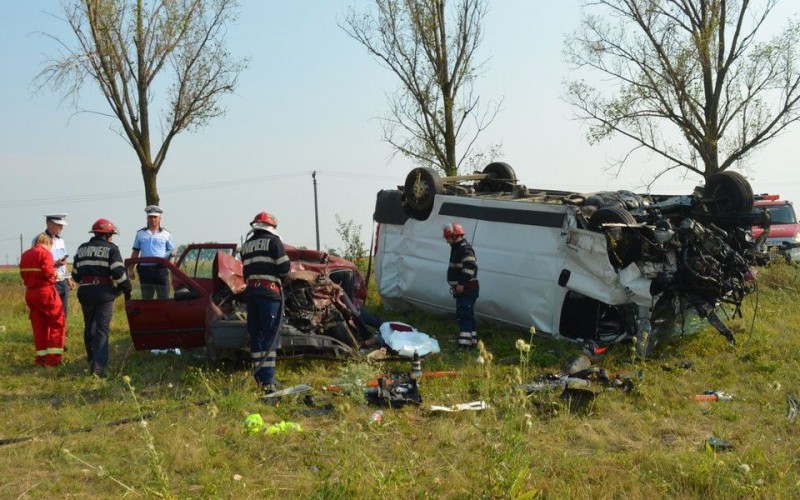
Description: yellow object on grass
xmin=265 ymin=421 xmax=303 ymax=435
xmin=243 ymin=414 xmax=265 ymax=434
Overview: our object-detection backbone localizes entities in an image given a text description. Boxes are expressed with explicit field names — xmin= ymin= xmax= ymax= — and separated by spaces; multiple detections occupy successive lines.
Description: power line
xmin=0 ymin=170 xmax=402 ymax=209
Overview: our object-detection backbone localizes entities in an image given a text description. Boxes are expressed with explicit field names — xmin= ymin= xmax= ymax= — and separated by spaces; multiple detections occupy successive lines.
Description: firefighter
xmin=240 ymin=212 xmax=290 ymax=394
xmin=19 ymin=233 xmax=66 ymax=367
xmin=443 ymin=222 xmax=480 ymax=349
xmin=130 ymin=205 xmax=175 ymax=300
xmin=72 ymin=219 xmax=132 ymax=377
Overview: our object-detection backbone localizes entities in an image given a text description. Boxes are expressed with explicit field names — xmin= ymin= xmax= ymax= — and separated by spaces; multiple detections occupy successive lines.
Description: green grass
xmin=1 ymin=265 xmax=799 ymax=497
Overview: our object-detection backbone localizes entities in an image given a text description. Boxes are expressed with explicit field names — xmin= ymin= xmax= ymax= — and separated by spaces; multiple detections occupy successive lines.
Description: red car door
xmin=124 ymin=243 xmax=237 ymax=350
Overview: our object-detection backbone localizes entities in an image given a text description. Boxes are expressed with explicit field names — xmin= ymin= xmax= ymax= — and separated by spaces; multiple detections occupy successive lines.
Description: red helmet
xmin=250 ymin=211 xmax=278 ymax=229
xmin=90 ymin=218 xmax=118 ymax=235
xmin=443 ymin=222 xmax=465 ymax=239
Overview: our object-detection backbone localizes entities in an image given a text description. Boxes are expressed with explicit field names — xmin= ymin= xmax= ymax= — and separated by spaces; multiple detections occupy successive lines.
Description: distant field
xmin=0 ymin=263 xmax=798 ymax=497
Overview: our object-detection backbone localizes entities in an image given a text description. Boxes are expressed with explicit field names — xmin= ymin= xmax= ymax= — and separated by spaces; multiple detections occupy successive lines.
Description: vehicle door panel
xmin=124 ymin=256 xmax=209 ymax=350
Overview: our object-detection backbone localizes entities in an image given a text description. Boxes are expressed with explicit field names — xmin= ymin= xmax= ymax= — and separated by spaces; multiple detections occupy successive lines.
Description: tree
xmin=565 ymin=0 xmax=800 ymax=180
xmin=334 ymin=214 xmax=367 ymax=268
xmin=37 ymin=0 xmax=247 ymax=205
xmin=342 ymin=0 xmax=499 ymax=177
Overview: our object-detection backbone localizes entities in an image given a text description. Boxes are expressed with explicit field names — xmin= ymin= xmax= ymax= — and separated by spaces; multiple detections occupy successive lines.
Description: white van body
xmin=374 ymin=192 xmax=656 ymax=339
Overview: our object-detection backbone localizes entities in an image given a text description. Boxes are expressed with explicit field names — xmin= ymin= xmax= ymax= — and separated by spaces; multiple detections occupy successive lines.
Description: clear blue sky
xmin=2 ymin=1 xmax=799 ymax=263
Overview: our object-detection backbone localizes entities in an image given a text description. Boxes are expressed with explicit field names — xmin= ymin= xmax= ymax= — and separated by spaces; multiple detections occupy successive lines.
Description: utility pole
xmin=19 ymin=233 xmax=23 ymax=261
xmin=312 ymin=171 xmax=320 ymax=251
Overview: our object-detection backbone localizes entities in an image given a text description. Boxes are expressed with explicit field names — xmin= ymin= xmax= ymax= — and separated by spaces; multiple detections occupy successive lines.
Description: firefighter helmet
xmin=250 ymin=211 xmax=278 ymax=230
xmin=442 ymin=222 xmax=465 ymax=239
xmin=90 ymin=218 xmax=118 ymax=235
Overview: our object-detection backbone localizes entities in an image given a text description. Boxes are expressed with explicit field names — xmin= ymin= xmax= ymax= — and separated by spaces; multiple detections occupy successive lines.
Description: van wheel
xmin=404 ymin=167 xmax=443 ymax=215
xmin=588 ymin=206 xmax=636 ymax=231
xmin=477 ymin=162 xmax=517 ymax=193
xmin=704 ymin=171 xmax=754 ymax=214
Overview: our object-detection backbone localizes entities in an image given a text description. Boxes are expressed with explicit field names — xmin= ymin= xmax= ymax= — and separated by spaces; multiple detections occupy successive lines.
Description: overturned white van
xmin=373 ymin=164 xmax=765 ymax=354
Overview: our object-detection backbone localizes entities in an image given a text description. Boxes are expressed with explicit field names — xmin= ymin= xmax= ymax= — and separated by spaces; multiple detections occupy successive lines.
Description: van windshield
xmin=759 ymin=204 xmax=798 ymax=225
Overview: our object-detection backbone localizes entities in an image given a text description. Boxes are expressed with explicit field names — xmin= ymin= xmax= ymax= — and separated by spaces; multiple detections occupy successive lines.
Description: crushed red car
xmin=124 ymin=243 xmax=367 ymax=362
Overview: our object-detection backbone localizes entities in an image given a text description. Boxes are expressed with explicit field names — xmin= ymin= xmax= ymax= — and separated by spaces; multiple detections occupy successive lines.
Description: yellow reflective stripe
xmin=35 ymin=348 xmax=63 ymax=356
xmin=20 ymin=268 xmax=42 ymax=272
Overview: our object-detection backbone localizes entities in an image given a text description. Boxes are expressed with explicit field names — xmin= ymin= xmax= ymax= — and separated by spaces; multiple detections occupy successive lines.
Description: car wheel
xmin=477 ymin=162 xmax=517 ymax=193
xmin=403 ymin=167 xmax=443 ymax=217
xmin=204 ymin=327 xmax=218 ymax=369
xmin=704 ymin=171 xmax=754 ymax=214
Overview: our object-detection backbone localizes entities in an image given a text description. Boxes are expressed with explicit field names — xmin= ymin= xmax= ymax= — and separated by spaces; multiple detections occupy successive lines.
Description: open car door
xmin=124 ymin=243 xmax=237 ymax=350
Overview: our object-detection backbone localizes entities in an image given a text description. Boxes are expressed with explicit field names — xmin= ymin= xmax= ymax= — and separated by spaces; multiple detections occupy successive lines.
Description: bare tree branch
xmin=565 ymin=0 xmax=800 ymax=180
xmin=342 ymin=0 xmax=499 ymax=176
xmin=35 ymin=0 xmax=247 ymax=205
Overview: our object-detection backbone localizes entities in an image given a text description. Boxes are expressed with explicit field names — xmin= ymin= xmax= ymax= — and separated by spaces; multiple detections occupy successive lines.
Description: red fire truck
xmin=751 ymin=194 xmax=800 ymax=262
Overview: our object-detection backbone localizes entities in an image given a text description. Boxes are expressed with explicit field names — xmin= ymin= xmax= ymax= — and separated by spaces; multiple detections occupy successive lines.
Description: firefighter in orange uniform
xmin=19 ymin=233 xmax=66 ymax=366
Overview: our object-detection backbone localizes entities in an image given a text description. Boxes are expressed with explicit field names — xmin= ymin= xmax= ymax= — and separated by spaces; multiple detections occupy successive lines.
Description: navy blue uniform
xmin=240 ymin=230 xmax=290 ymax=389
xmin=448 ymin=238 xmax=479 ymax=347
xmin=72 ymin=236 xmax=131 ymax=376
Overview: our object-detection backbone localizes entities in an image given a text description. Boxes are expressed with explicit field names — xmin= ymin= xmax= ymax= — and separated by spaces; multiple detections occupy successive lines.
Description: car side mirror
xmin=174 ymin=287 xmax=199 ymax=301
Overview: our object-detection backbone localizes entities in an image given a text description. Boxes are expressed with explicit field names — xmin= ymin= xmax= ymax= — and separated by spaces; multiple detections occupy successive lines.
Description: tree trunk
xmin=141 ymin=164 xmax=159 ymax=206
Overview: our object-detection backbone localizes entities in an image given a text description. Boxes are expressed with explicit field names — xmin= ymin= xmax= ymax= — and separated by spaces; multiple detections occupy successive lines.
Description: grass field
xmin=0 ymin=264 xmax=799 ymax=498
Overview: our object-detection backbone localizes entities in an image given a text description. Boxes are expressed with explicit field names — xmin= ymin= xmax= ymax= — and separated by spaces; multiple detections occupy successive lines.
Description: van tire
xmin=704 ymin=171 xmax=754 ymax=214
xmin=588 ymin=206 xmax=636 ymax=231
xmin=404 ymin=167 xmax=443 ymax=215
xmin=478 ymin=162 xmax=517 ymax=193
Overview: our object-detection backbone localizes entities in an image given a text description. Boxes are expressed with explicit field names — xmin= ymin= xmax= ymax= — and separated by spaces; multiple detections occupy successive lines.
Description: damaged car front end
xmin=373 ymin=163 xmax=766 ymax=354
xmin=124 ymin=243 xmax=368 ymax=363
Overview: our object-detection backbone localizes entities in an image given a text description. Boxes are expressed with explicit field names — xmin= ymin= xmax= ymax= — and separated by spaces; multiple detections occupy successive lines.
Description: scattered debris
xmin=150 ymin=348 xmax=181 ymax=355
xmin=693 ymin=390 xmax=734 ymax=402
xmin=660 ymin=360 xmax=695 ymax=371
xmin=243 ymin=414 xmax=265 ymax=435
xmin=260 ymin=384 xmax=313 ymax=400
xmin=379 ymin=322 xmax=440 ymax=357
xmin=323 ymin=371 xmax=458 ymax=392
xmin=788 ymin=395 xmax=798 ymax=424
xmin=265 ymin=421 xmax=303 ymax=435
xmin=429 ymin=401 xmax=489 ymax=412
xmin=706 ymin=436 xmax=734 ymax=451
xmin=368 ymin=410 xmax=384 ymax=424
xmin=365 ymin=375 xmax=421 ymax=408
xmin=567 ymin=355 xmax=592 ymax=375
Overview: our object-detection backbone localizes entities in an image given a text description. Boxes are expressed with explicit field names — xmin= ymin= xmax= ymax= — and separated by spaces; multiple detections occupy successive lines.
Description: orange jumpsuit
xmin=19 ymin=245 xmax=65 ymax=366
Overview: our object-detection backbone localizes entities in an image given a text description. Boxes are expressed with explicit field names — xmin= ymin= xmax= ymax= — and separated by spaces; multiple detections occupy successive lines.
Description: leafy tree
xmin=334 ymin=215 xmax=367 ymax=265
xmin=342 ymin=0 xmax=500 ymax=176
xmin=37 ymin=0 xmax=247 ymax=205
xmin=565 ymin=0 xmax=800 ymax=179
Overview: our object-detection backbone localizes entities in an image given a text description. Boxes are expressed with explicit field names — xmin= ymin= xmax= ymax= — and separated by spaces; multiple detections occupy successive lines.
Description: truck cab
xmin=751 ymin=194 xmax=800 ymax=262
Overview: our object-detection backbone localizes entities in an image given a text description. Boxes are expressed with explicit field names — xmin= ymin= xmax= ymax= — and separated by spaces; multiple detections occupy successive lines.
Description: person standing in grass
xmin=129 ymin=205 xmax=175 ymax=300
xmin=19 ymin=233 xmax=66 ymax=367
xmin=72 ymin=219 xmax=132 ymax=378
xmin=443 ymin=222 xmax=480 ymax=349
xmin=35 ymin=213 xmax=77 ymax=322
xmin=241 ymin=212 xmax=290 ymax=395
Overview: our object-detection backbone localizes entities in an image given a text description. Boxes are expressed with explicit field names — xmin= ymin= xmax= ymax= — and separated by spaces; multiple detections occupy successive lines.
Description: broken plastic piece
xmin=429 ymin=401 xmax=488 ymax=412
xmin=265 ymin=421 xmax=303 ymax=435
xmin=260 ymin=384 xmax=312 ymax=399
xmin=693 ymin=390 xmax=734 ymax=402
xmin=787 ymin=396 xmax=798 ymax=424
xmin=706 ymin=436 xmax=734 ymax=450
xmin=378 ymin=322 xmax=440 ymax=357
